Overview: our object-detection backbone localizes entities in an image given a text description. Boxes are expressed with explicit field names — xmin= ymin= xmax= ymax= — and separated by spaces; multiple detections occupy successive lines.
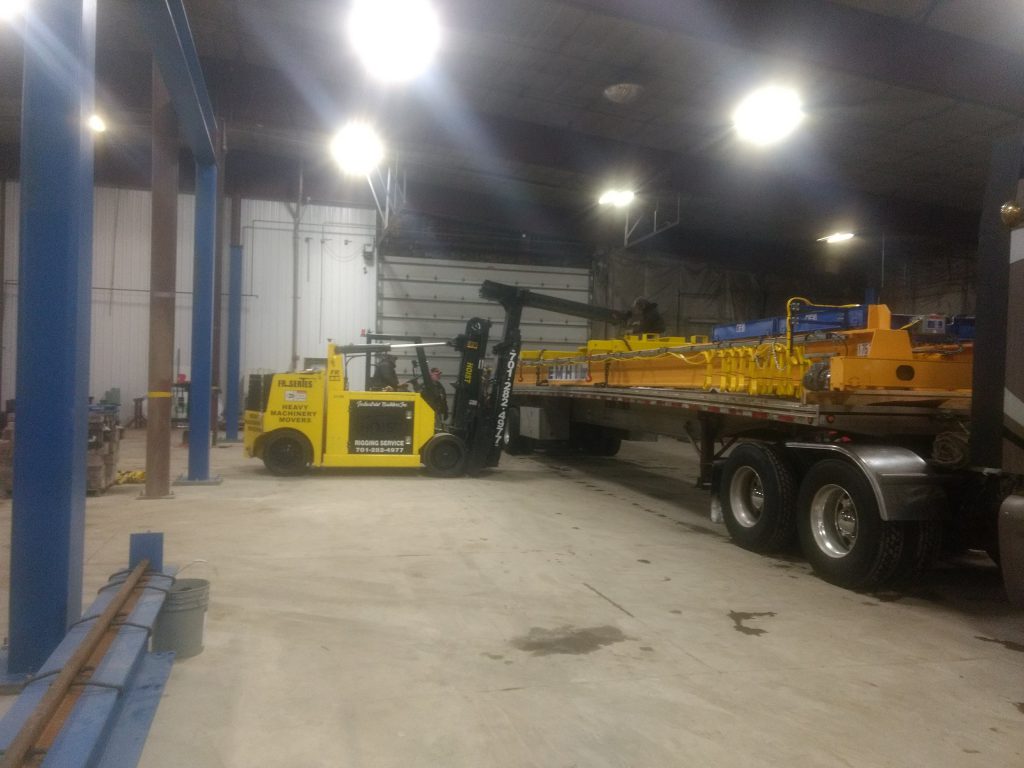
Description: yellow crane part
xmin=518 ymin=304 xmax=972 ymax=400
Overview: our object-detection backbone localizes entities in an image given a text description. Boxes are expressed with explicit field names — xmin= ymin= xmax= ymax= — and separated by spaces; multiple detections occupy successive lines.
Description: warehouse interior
xmin=0 ymin=1 xmax=1022 ymax=766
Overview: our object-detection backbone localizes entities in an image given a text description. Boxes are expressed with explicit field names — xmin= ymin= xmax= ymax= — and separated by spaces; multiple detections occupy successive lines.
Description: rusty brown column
xmin=142 ymin=64 xmax=179 ymax=499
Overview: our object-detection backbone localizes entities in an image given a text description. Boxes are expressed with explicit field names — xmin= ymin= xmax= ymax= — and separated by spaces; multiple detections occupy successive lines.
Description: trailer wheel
xmin=891 ymin=521 xmax=942 ymax=586
xmin=721 ymin=443 xmax=797 ymax=553
xmin=504 ymin=407 xmax=533 ymax=455
xmin=262 ymin=430 xmax=312 ymax=476
xmin=423 ymin=433 xmax=467 ymax=477
xmin=797 ymin=460 xmax=907 ymax=589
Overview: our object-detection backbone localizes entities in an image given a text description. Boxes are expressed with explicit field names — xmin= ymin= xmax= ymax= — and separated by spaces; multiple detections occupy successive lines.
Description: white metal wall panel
xmin=376 ymin=255 xmax=590 ymax=389
xmin=0 ymin=182 xmax=376 ymax=417
xmin=239 ymin=200 xmax=377 ymax=388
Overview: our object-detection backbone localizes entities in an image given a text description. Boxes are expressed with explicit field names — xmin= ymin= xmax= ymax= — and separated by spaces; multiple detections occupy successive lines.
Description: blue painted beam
xmin=136 ymin=0 xmax=216 ymax=164
xmin=7 ymin=0 xmax=97 ymax=675
xmin=185 ymin=163 xmax=218 ymax=481
xmin=0 ymin=567 xmax=174 ymax=766
xmin=224 ymin=245 xmax=244 ymax=442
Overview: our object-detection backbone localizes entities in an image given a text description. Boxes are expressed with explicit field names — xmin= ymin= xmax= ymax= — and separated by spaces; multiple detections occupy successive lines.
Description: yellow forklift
xmin=243 ymin=281 xmax=626 ymax=477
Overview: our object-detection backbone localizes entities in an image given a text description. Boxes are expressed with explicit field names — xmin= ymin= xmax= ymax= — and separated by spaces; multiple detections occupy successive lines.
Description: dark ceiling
xmin=1 ymin=0 xmax=1023 ymax=258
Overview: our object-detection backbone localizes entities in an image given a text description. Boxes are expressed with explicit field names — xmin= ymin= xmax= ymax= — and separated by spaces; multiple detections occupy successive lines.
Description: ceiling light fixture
xmin=599 ymin=189 xmax=635 ymax=208
xmin=347 ymin=0 xmax=441 ymax=83
xmin=817 ymin=232 xmax=855 ymax=244
xmin=87 ymin=114 xmax=107 ymax=134
xmin=732 ymin=85 xmax=804 ymax=146
xmin=329 ymin=121 xmax=385 ymax=176
xmin=0 ymin=0 xmax=28 ymax=21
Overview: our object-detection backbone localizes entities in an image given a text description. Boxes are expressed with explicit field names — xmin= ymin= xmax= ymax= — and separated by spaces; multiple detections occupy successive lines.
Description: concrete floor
xmin=1 ymin=431 xmax=1022 ymax=766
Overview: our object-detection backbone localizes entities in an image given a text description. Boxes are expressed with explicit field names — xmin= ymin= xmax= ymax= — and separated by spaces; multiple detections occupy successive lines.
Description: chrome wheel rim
xmin=810 ymin=484 xmax=859 ymax=558
xmin=729 ymin=466 xmax=765 ymax=528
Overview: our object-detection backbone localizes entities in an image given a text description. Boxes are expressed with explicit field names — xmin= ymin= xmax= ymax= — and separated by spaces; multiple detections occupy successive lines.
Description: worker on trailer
xmin=626 ymin=296 xmax=666 ymax=335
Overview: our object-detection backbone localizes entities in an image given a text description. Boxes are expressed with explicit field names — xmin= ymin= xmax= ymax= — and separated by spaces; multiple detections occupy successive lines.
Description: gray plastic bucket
xmin=153 ymin=578 xmax=210 ymax=660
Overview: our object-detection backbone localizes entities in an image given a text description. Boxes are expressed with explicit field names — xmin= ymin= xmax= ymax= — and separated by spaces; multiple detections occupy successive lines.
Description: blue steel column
xmin=8 ymin=0 xmax=97 ymax=673
xmin=224 ymin=245 xmax=243 ymax=442
xmin=183 ymin=163 xmax=219 ymax=481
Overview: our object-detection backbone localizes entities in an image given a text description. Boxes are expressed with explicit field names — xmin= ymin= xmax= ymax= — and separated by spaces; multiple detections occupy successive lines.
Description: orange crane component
xmin=517 ymin=303 xmax=972 ymax=400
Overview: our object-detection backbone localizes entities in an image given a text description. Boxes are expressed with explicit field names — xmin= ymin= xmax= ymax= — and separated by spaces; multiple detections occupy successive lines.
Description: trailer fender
xmin=784 ymin=442 xmax=947 ymax=521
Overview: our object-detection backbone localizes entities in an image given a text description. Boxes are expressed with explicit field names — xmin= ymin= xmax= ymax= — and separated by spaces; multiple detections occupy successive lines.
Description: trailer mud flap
xmin=999 ymin=493 xmax=1024 ymax=606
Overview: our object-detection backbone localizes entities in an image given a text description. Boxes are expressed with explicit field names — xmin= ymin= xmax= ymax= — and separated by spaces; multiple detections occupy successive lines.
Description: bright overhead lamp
xmin=0 ymin=0 xmax=28 ymax=21
xmin=87 ymin=114 xmax=107 ymax=134
xmin=347 ymin=0 xmax=441 ymax=83
xmin=732 ymin=85 xmax=804 ymax=146
xmin=329 ymin=121 xmax=384 ymax=176
xmin=817 ymin=232 xmax=855 ymax=244
xmin=599 ymin=189 xmax=635 ymax=208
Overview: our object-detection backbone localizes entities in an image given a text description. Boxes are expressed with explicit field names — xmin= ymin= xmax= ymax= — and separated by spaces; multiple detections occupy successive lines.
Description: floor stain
xmin=637 ymin=559 xmax=651 ymax=564
xmin=674 ymin=521 xmax=719 ymax=536
xmin=639 ymin=646 xmax=654 ymax=652
xmin=862 ymin=601 xmax=879 ymax=607
xmin=482 ymin=652 xmax=504 ymax=661
xmin=1016 ymin=702 xmax=1024 ymax=715
xmin=729 ymin=611 xmax=777 ymax=636
xmin=875 ymin=592 xmax=904 ymax=603
xmin=963 ymin=748 xmax=980 ymax=754
xmin=669 ymin=609 xmax=683 ymax=615
xmin=976 ymin=636 xmax=1024 ymax=653
xmin=510 ymin=625 xmax=630 ymax=656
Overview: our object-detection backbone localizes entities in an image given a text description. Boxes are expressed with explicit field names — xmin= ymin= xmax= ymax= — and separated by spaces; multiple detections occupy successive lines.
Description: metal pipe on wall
xmin=290 ymin=164 xmax=304 ymax=371
xmin=8 ymin=0 xmax=97 ymax=675
xmin=142 ymin=64 xmax=178 ymax=501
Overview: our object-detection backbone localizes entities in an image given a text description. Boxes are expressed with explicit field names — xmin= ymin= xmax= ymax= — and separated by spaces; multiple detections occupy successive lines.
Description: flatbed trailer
xmin=508 ymin=381 xmax=1001 ymax=595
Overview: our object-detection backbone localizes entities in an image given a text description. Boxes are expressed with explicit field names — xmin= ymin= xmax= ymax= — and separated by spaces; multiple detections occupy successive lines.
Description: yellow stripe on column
xmin=147 ymin=391 xmax=173 ymax=399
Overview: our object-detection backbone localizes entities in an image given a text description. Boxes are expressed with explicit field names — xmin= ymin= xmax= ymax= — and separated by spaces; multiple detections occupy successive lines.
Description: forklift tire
xmin=423 ymin=434 xmax=467 ymax=477
xmin=721 ymin=442 xmax=797 ymax=553
xmin=262 ymin=430 xmax=312 ymax=476
xmin=504 ymin=408 xmax=533 ymax=455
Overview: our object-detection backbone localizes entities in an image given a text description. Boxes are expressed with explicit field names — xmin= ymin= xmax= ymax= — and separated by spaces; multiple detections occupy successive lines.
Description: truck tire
xmin=797 ymin=459 xmax=908 ymax=589
xmin=504 ymin=407 xmax=533 ymax=455
xmin=891 ymin=521 xmax=942 ymax=587
xmin=262 ymin=430 xmax=312 ymax=476
xmin=423 ymin=433 xmax=467 ymax=477
xmin=721 ymin=443 xmax=797 ymax=553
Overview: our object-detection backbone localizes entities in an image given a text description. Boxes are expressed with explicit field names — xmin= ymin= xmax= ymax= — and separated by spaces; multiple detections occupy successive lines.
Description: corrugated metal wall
xmin=240 ymin=200 xmax=376 ymax=387
xmin=376 ymin=255 xmax=590 ymax=393
xmin=0 ymin=182 xmax=376 ymax=417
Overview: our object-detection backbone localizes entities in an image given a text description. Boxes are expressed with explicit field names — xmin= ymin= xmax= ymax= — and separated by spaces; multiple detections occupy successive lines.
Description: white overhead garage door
xmin=376 ymin=256 xmax=591 ymax=392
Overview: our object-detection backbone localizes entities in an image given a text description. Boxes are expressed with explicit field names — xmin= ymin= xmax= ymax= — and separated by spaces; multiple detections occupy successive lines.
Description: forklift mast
xmin=456 ymin=280 xmax=628 ymax=475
